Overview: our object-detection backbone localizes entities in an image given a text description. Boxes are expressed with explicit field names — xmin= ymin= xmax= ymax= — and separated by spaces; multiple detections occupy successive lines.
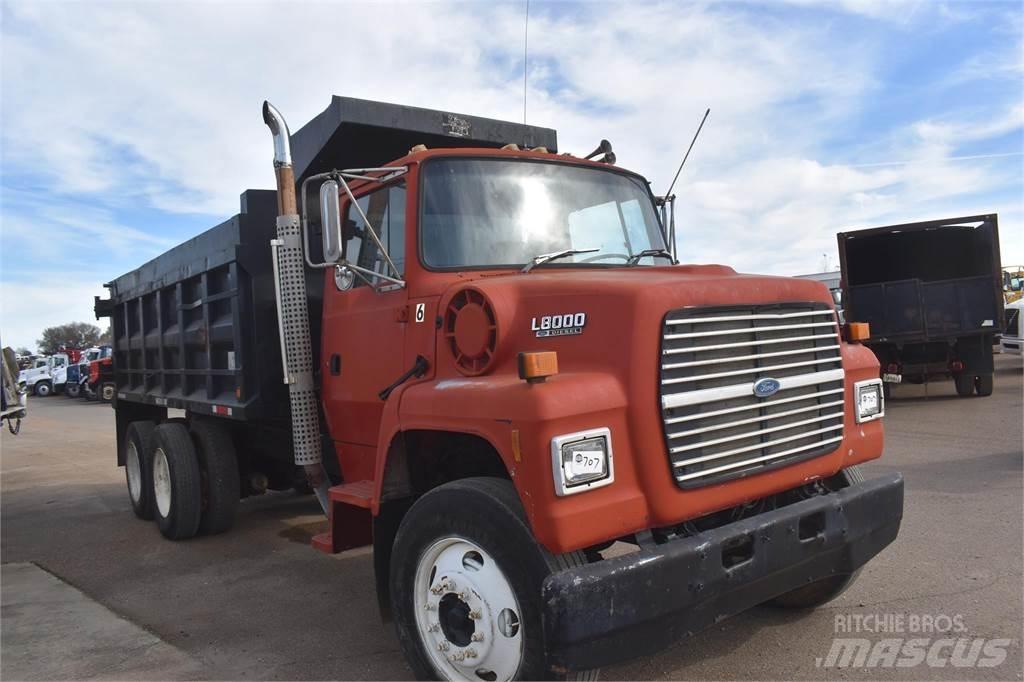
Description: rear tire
xmin=390 ymin=477 xmax=595 ymax=681
xmin=124 ymin=421 xmax=157 ymax=520
xmin=766 ymin=466 xmax=865 ymax=609
xmin=151 ymin=422 xmax=203 ymax=540
xmin=974 ymin=373 xmax=993 ymax=397
xmin=190 ymin=420 xmax=240 ymax=535
xmin=954 ymin=373 xmax=974 ymax=397
xmin=34 ymin=381 xmax=52 ymax=397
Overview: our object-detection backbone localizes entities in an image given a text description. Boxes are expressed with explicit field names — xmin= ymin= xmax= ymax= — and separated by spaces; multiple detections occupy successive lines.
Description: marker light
xmin=518 ymin=351 xmax=558 ymax=383
xmin=847 ymin=322 xmax=871 ymax=342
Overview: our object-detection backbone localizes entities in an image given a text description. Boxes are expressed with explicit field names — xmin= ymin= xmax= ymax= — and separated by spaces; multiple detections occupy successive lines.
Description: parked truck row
xmin=95 ymin=96 xmax=904 ymax=680
xmin=18 ymin=346 xmax=114 ymax=400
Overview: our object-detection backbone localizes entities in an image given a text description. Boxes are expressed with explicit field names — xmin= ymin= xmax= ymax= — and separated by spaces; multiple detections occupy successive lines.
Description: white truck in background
xmin=18 ymin=353 xmax=70 ymax=397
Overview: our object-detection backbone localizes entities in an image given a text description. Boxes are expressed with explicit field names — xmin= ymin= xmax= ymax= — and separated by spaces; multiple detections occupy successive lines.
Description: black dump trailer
xmin=94 ymin=96 xmax=557 ymax=529
xmin=837 ymin=214 xmax=1004 ymax=397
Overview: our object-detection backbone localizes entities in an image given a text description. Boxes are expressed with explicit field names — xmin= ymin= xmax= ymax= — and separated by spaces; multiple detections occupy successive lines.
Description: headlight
xmin=550 ymin=427 xmax=614 ymax=496
xmin=854 ymin=379 xmax=884 ymax=423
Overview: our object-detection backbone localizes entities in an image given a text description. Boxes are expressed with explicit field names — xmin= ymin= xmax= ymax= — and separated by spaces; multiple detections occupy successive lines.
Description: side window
xmin=343 ymin=182 xmax=406 ymax=287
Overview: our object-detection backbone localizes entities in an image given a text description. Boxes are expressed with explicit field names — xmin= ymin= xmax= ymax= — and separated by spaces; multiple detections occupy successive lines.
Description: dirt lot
xmin=2 ymin=354 xmax=1022 ymax=681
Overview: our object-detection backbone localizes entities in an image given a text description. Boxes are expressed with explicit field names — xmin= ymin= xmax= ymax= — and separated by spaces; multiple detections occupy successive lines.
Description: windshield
xmin=421 ymin=158 xmax=668 ymax=269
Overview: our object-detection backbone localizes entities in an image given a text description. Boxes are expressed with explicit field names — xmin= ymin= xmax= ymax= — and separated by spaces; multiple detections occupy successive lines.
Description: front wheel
xmin=65 ymin=383 xmax=81 ymax=398
xmin=974 ymin=373 xmax=993 ymax=397
xmin=34 ymin=381 xmax=52 ymax=397
xmin=390 ymin=478 xmax=595 ymax=681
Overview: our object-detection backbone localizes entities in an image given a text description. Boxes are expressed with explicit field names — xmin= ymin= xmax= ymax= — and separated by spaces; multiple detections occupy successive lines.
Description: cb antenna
xmin=665 ymin=107 xmax=710 ymax=199
xmin=523 ymin=0 xmax=530 ymax=124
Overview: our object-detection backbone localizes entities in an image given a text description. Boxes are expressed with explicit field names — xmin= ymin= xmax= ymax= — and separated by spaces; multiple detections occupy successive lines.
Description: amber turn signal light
xmin=518 ymin=351 xmax=558 ymax=383
xmin=847 ymin=322 xmax=870 ymax=342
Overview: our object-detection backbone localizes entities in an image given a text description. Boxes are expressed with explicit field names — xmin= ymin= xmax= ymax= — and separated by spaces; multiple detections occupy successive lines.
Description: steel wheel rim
xmin=126 ymin=441 xmax=143 ymax=503
xmin=414 ymin=537 xmax=523 ymax=681
xmin=152 ymin=447 xmax=172 ymax=518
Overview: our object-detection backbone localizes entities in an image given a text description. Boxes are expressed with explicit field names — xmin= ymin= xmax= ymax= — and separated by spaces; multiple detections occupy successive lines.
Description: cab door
xmin=320 ymin=181 xmax=408 ymax=482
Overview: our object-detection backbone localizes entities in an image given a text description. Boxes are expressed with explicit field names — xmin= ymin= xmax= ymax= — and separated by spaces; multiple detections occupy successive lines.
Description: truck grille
xmin=660 ymin=303 xmax=845 ymax=488
xmin=1006 ymin=308 xmax=1020 ymax=337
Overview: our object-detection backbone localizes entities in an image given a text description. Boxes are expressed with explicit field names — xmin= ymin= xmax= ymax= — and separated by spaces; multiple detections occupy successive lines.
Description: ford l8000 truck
xmin=96 ymin=96 xmax=903 ymax=680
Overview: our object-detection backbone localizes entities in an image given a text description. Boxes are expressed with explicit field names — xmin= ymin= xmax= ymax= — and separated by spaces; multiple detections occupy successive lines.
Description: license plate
xmin=882 ymin=373 xmax=901 ymax=384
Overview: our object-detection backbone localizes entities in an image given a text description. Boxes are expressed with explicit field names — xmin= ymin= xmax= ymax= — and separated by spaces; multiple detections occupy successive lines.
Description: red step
xmin=328 ymin=479 xmax=375 ymax=508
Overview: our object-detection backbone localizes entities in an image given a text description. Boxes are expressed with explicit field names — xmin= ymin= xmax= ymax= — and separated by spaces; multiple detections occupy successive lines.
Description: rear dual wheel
xmin=123 ymin=419 xmax=239 ymax=539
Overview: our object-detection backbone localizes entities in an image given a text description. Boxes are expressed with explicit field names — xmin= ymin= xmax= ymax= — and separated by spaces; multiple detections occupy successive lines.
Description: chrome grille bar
xmin=676 ymin=436 xmax=844 ymax=483
xmin=668 ymin=399 xmax=845 ymax=438
xmin=663 ymin=344 xmax=841 ymax=370
xmin=666 ymin=309 xmax=834 ymax=325
xmin=665 ymin=320 xmax=836 ymax=341
xmin=663 ymin=333 xmax=839 ymax=355
xmin=665 ymin=387 xmax=844 ymax=425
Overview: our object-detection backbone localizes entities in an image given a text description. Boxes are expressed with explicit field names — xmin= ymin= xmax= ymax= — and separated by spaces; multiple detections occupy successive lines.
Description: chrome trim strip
xmin=675 ymin=436 xmax=844 ymax=482
xmin=661 ymin=368 xmax=846 ymax=410
xmin=665 ymin=321 xmax=837 ymax=340
xmin=662 ymin=356 xmax=841 ymax=385
xmin=669 ymin=412 xmax=844 ymax=453
xmin=662 ymin=344 xmax=841 ymax=370
xmin=663 ymin=333 xmax=840 ymax=355
xmin=665 ymin=387 xmax=845 ymax=425
xmin=666 ymin=309 xmax=834 ymax=325
xmin=672 ymin=423 xmax=843 ymax=465
xmin=667 ymin=399 xmax=845 ymax=438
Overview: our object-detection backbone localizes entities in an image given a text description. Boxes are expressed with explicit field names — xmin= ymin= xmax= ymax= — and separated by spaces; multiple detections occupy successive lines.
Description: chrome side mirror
xmin=320 ymin=180 xmax=343 ymax=262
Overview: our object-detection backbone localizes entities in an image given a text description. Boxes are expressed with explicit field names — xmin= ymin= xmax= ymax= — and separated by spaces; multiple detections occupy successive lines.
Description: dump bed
xmin=837 ymin=215 xmax=1004 ymax=342
xmin=97 ymin=190 xmax=289 ymax=420
xmin=97 ymin=95 xmax=558 ymax=422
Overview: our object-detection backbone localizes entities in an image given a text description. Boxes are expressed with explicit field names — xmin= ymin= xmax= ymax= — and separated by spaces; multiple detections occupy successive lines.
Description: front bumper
xmin=542 ymin=472 xmax=904 ymax=671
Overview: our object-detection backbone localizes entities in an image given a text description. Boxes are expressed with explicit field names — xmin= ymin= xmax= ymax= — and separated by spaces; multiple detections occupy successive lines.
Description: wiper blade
xmin=626 ymin=249 xmax=674 ymax=266
xmin=521 ymin=247 xmax=599 ymax=273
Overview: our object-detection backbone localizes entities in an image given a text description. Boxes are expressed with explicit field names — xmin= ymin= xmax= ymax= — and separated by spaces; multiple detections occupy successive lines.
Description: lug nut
xmin=424 ymin=603 xmax=436 ymax=611
xmin=466 ymin=649 xmax=478 ymax=659
xmin=468 ymin=610 xmax=482 ymax=620
xmin=437 ymin=642 xmax=450 ymax=652
xmin=471 ymin=632 xmax=484 ymax=642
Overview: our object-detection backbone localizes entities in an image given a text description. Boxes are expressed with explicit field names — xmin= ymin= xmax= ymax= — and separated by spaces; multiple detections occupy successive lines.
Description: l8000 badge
xmin=532 ymin=313 xmax=587 ymax=338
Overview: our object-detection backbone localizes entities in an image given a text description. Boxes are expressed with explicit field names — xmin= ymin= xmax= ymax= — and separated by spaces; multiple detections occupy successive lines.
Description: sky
xmin=1 ymin=0 xmax=1022 ymax=351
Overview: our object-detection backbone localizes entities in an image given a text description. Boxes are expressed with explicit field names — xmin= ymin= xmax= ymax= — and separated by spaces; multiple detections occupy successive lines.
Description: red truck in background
xmin=96 ymin=96 xmax=903 ymax=680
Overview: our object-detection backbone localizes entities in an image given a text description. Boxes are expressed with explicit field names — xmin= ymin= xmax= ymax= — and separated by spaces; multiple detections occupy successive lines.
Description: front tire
xmin=151 ymin=422 xmax=203 ymax=540
xmin=34 ymin=381 xmax=52 ymax=397
xmin=974 ymin=373 xmax=993 ymax=396
xmin=390 ymin=478 xmax=594 ymax=681
xmin=124 ymin=421 xmax=157 ymax=520
xmin=65 ymin=383 xmax=81 ymax=398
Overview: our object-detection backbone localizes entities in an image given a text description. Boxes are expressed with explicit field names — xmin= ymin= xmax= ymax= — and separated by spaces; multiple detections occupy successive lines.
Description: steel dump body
xmin=101 ymin=190 xmax=287 ymax=421
xmin=838 ymin=215 xmax=1004 ymax=342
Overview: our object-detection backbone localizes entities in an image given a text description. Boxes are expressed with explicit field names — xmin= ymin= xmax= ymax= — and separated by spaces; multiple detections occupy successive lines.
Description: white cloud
xmin=0 ymin=0 xmax=1021 ymax=349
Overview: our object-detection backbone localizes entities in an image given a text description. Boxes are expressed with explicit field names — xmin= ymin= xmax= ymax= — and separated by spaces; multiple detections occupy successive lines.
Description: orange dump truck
xmin=96 ymin=96 xmax=903 ymax=680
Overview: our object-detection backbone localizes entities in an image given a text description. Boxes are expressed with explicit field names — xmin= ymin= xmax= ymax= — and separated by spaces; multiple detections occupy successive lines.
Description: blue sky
xmin=1 ymin=0 xmax=1022 ymax=351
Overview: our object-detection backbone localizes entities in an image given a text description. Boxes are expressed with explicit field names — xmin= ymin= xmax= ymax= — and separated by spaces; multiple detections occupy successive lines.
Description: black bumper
xmin=542 ymin=472 xmax=904 ymax=671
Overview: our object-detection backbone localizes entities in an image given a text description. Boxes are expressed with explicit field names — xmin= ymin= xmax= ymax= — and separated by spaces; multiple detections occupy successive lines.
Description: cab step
xmin=311 ymin=480 xmax=375 ymax=555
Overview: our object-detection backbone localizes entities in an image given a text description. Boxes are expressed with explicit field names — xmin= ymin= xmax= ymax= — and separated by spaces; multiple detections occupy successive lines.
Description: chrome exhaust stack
xmin=263 ymin=100 xmax=330 ymax=515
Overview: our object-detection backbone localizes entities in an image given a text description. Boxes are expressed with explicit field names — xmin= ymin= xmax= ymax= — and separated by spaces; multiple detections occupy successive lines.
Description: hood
xmin=437 ymin=264 xmax=837 ymax=379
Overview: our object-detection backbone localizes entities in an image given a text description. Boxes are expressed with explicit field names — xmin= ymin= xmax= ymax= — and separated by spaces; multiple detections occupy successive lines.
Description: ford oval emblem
xmin=753 ymin=377 xmax=781 ymax=398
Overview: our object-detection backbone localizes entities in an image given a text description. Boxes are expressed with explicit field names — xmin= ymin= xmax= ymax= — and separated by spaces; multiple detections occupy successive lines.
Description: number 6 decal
xmin=415 ymin=303 xmax=426 ymax=323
